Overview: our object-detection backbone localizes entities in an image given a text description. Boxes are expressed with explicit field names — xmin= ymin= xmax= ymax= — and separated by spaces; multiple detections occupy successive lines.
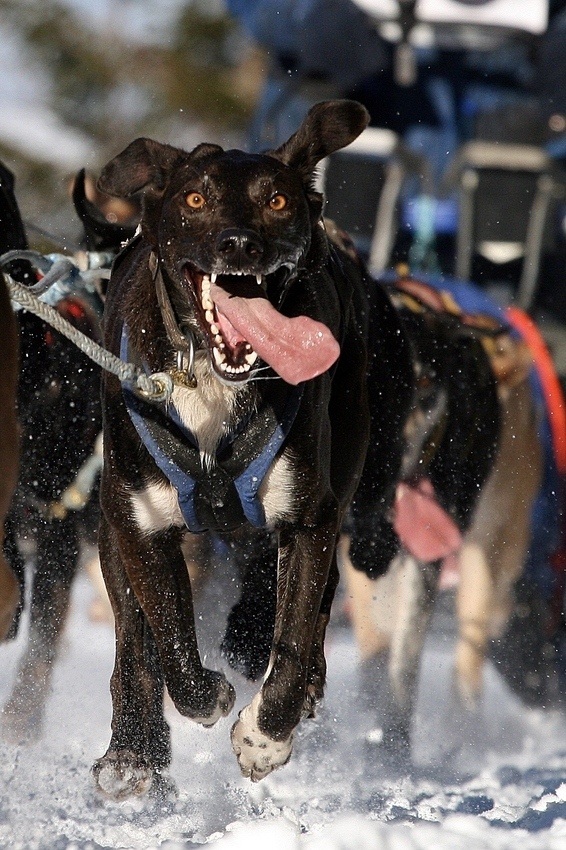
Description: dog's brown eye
xmin=185 ymin=192 xmax=206 ymax=209
xmin=269 ymin=193 xmax=287 ymax=211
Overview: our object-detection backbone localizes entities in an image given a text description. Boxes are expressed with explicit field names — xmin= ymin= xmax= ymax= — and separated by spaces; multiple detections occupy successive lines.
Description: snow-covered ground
xmin=1 ymin=563 xmax=566 ymax=850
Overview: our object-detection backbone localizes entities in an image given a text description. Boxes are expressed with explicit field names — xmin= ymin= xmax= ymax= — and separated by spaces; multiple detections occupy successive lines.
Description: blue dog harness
xmin=120 ymin=327 xmax=304 ymax=534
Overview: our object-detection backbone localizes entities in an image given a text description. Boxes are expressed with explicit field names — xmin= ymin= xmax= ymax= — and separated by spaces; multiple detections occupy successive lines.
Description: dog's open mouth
xmin=184 ymin=267 xmax=340 ymax=385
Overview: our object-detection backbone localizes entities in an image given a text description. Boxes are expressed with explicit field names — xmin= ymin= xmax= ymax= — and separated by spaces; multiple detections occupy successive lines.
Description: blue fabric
xmin=226 ymin=0 xmax=388 ymax=151
xmin=233 ymin=389 xmax=303 ymax=526
xmin=124 ymin=386 xmax=205 ymax=532
xmin=120 ymin=326 xmax=303 ymax=533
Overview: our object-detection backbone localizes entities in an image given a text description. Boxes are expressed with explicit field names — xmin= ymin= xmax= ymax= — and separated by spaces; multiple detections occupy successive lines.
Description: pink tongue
xmin=210 ymin=283 xmax=339 ymax=384
xmin=393 ymin=479 xmax=462 ymax=561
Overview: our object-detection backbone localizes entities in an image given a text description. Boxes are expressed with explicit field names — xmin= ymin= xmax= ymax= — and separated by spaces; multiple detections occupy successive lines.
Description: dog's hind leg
xmin=221 ymin=528 xmax=277 ymax=681
xmin=1 ymin=513 xmax=80 ymax=742
xmin=367 ymin=553 xmax=440 ymax=760
xmin=455 ymin=379 xmax=542 ymax=707
xmin=454 ymin=541 xmax=494 ymax=708
xmin=340 ymin=537 xmax=392 ymax=664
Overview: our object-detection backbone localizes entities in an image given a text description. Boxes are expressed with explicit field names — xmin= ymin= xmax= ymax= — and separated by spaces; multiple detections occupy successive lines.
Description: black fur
xmin=92 ymin=100 xmax=414 ymax=796
xmin=0 ymin=162 xmax=102 ymax=741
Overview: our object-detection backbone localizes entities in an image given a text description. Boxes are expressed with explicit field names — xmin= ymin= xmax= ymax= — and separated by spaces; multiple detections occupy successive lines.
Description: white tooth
xmin=242 ymin=363 xmax=250 ymax=371
xmin=211 ymin=272 xmax=217 ymax=284
xmin=210 ymin=323 xmax=219 ymax=335
xmin=245 ymin=351 xmax=258 ymax=365
xmin=202 ymin=274 xmax=210 ymax=287
xmin=202 ymin=295 xmax=213 ymax=310
xmin=213 ymin=347 xmax=226 ymax=365
xmin=205 ymin=310 xmax=214 ymax=323
xmin=256 ymin=274 xmax=262 ymax=285
xmin=220 ymin=362 xmax=227 ymax=371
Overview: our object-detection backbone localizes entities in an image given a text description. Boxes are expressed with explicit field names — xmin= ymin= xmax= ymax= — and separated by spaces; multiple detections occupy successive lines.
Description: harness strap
xmin=121 ymin=327 xmax=304 ymax=533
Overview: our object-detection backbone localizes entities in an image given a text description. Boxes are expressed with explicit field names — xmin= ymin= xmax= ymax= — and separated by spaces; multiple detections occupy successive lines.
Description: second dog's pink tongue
xmin=211 ymin=284 xmax=339 ymax=384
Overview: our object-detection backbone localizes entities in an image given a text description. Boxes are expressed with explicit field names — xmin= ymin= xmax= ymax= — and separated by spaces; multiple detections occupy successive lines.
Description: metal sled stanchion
xmin=320 ymin=127 xmax=431 ymax=275
xmin=447 ymin=141 xmax=566 ymax=311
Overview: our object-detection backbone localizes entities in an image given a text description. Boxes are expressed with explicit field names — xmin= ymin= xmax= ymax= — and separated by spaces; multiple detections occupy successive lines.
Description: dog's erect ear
xmin=271 ymin=100 xmax=370 ymax=178
xmin=97 ymin=138 xmax=184 ymax=198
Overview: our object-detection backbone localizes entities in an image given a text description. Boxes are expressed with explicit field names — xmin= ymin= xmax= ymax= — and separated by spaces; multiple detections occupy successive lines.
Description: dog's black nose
xmin=215 ymin=228 xmax=264 ymax=268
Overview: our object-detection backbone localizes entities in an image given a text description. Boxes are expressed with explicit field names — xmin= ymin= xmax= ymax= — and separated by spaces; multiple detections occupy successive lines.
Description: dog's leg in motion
xmin=385 ymin=554 xmax=440 ymax=749
xmin=231 ymin=504 xmax=340 ymax=781
xmin=221 ymin=529 xmax=277 ymax=681
xmin=455 ymin=379 xmax=542 ymax=707
xmin=306 ymin=547 xmax=341 ymax=714
xmin=93 ymin=514 xmax=235 ymax=799
xmin=349 ymin=551 xmax=440 ymax=762
xmin=1 ymin=514 xmax=80 ymax=742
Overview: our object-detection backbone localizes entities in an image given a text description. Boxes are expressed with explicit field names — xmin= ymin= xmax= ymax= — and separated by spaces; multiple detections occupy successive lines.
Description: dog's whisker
xmin=248 ymin=373 xmax=281 ymax=382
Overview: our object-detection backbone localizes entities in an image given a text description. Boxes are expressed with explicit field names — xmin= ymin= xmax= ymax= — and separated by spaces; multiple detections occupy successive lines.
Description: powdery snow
xmin=0 ymin=569 xmax=565 ymax=850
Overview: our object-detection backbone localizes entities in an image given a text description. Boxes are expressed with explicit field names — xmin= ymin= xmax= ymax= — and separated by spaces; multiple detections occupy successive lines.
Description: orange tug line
xmin=506 ymin=305 xmax=566 ymax=476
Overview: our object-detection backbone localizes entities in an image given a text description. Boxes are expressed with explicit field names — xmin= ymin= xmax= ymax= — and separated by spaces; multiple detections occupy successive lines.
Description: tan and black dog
xmin=345 ymin=274 xmax=542 ymax=763
xmin=92 ymin=100 xmax=415 ymax=798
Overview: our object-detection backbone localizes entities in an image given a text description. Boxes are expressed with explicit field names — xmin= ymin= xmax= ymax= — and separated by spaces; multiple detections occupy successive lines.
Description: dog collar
xmin=149 ymin=251 xmax=198 ymax=388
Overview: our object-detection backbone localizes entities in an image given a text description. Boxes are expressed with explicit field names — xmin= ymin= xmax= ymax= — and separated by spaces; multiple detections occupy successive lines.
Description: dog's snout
xmin=215 ymin=228 xmax=264 ymax=268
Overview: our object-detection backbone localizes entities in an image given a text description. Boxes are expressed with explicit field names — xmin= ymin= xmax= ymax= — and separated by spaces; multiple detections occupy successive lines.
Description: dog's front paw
xmin=230 ymin=695 xmax=293 ymax=782
xmin=92 ymin=750 xmax=156 ymax=800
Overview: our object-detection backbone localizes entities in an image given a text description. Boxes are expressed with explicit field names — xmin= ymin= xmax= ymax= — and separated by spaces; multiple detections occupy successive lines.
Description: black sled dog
xmin=92 ymin=100 xmax=415 ymax=798
xmin=0 ymin=163 xmax=102 ymax=742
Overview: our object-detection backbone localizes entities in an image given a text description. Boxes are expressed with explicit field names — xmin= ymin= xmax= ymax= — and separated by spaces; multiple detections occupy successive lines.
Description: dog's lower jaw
xmin=230 ymin=693 xmax=293 ymax=782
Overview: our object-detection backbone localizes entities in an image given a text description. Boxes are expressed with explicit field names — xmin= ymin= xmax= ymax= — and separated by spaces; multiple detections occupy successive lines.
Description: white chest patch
xmin=129 ymin=357 xmax=296 ymax=533
xmin=259 ymin=452 xmax=298 ymax=526
xmin=171 ymin=357 xmax=240 ymax=465
xmin=130 ymin=480 xmax=184 ymax=535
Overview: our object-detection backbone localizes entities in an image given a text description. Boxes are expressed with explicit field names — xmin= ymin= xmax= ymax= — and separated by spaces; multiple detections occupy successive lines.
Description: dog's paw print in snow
xmin=231 ymin=695 xmax=293 ymax=782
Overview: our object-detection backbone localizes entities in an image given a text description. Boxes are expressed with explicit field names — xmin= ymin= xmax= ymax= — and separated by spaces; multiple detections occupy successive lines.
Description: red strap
xmin=506 ymin=305 xmax=566 ymax=475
